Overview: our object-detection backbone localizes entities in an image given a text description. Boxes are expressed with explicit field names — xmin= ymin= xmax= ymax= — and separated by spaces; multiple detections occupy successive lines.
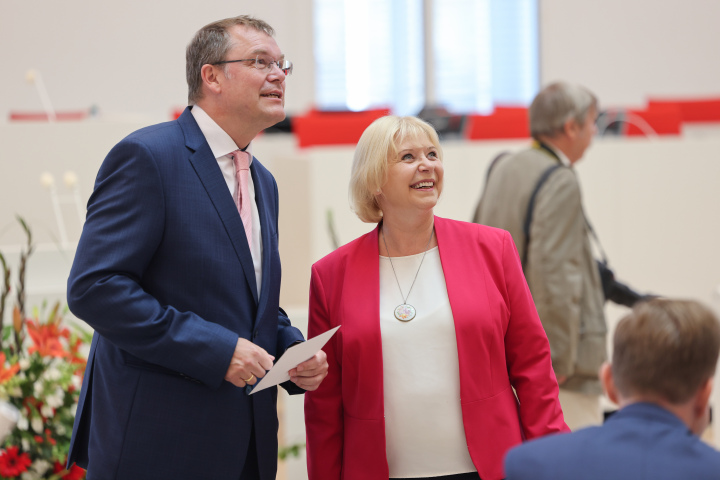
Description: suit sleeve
xmin=304 ymin=264 xmax=343 ymax=480
xmin=501 ymin=231 xmax=569 ymax=439
xmin=525 ymin=170 xmax=585 ymax=378
xmin=67 ymin=139 xmax=238 ymax=389
xmin=277 ymin=308 xmax=306 ymax=396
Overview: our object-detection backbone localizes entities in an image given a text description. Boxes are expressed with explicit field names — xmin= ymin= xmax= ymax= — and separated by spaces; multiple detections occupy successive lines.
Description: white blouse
xmin=379 ymin=247 xmax=476 ymax=478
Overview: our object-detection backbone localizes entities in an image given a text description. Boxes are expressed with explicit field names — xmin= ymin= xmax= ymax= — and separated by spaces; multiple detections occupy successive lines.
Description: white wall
xmin=1 ymin=0 xmax=719 ymax=121
xmin=0 ymin=0 xmax=315 ymax=121
xmin=539 ymin=0 xmax=720 ymax=107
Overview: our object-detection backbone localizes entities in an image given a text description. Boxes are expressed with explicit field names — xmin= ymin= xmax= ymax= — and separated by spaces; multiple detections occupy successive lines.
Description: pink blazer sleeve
xmin=501 ymin=230 xmax=569 ymax=439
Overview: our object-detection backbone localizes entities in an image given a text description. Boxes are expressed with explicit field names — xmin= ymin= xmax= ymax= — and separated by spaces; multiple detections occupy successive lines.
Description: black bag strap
xmin=490 ymin=144 xmax=646 ymax=305
xmin=521 ymin=163 xmax=564 ymax=268
xmin=481 ymin=142 xmax=591 ymax=268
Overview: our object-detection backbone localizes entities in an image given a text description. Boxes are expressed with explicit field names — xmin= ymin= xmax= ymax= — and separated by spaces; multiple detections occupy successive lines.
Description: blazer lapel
xmin=343 ymin=226 xmax=386 ymax=415
xmin=179 ymin=108 xmax=259 ymax=303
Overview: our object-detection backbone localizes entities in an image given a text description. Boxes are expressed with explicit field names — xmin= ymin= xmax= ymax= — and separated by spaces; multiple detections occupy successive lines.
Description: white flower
xmin=41 ymin=404 xmax=54 ymax=417
xmin=31 ymin=459 xmax=51 ymax=475
xmin=31 ymin=416 xmax=43 ymax=433
xmin=21 ymin=471 xmax=40 ymax=480
xmin=45 ymin=367 xmax=61 ymax=382
xmin=71 ymin=403 xmax=77 ymax=416
xmin=33 ymin=381 xmax=43 ymax=397
xmin=55 ymin=423 xmax=66 ymax=436
xmin=17 ymin=416 xmax=28 ymax=431
xmin=10 ymin=386 xmax=22 ymax=398
xmin=45 ymin=387 xmax=64 ymax=408
xmin=71 ymin=374 xmax=83 ymax=390
xmin=22 ymin=437 xmax=30 ymax=451
xmin=19 ymin=358 xmax=31 ymax=371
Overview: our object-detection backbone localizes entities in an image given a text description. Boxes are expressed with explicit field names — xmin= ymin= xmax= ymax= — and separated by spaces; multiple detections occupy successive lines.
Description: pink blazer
xmin=305 ymin=217 xmax=568 ymax=480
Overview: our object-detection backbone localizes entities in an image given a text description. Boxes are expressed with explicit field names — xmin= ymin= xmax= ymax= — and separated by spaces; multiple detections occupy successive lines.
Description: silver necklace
xmin=381 ymin=225 xmax=434 ymax=322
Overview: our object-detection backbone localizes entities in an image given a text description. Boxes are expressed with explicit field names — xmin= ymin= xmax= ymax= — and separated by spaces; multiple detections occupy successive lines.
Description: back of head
xmin=186 ymin=15 xmax=275 ymax=104
xmin=529 ymin=82 xmax=598 ymax=140
xmin=612 ymin=298 xmax=720 ymax=404
xmin=349 ymin=115 xmax=442 ymax=223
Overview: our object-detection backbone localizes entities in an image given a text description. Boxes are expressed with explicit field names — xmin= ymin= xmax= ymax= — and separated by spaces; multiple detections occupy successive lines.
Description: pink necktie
xmin=231 ymin=150 xmax=252 ymax=250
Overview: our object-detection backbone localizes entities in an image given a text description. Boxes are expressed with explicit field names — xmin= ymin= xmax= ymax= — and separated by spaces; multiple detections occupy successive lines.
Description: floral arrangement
xmin=0 ymin=218 xmax=89 ymax=480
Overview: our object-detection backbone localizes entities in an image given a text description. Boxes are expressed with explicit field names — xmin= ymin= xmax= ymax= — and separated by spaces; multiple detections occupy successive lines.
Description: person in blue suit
xmin=66 ymin=15 xmax=328 ymax=480
xmin=504 ymin=297 xmax=720 ymax=480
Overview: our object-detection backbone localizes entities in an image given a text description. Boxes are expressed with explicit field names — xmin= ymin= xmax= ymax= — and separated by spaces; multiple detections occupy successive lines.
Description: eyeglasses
xmin=213 ymin=54 xmax=293 ymax=76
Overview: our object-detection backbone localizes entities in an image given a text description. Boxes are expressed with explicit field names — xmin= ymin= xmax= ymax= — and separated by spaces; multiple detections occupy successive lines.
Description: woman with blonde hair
xmin=305 ymin=116 xmax=568 ymax=480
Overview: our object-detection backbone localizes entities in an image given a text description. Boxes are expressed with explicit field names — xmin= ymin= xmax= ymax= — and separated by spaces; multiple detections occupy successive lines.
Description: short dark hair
xmin=186 ymin=15 xmax=275 ymax=104
xmin=612 ymin=298 xmax=720 ymax=404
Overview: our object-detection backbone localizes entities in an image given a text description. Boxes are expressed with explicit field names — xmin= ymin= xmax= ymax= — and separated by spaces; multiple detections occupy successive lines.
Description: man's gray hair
xmin=529 ymin=82 xmax=598 ymax=140
xmin=186 ymin=15 xmax=275 ymax=105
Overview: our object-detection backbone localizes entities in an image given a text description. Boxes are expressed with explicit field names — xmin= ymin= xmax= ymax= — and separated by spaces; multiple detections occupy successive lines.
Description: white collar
xmin=190 ymin=105 xmax=253 ymax=162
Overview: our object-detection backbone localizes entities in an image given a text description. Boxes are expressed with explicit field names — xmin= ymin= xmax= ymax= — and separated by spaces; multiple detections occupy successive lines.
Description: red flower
xmin=53 ymin=460 xmax=86 ymax=480
xmin=0 ymin=352 xmax=20 ymax=384
xmin=0 ymin=446 xmax=32 ymax=477
xmin=26 ymin=318 xmax=69 ymax=358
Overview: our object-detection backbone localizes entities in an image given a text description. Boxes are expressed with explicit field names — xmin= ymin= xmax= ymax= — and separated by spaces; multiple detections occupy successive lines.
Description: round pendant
xmin=394 ymin=304 xmax=416 ymax=322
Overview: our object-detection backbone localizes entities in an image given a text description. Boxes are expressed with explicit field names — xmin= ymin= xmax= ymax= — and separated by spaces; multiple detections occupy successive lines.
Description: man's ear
xmin=600 ymin=362 xmax=619 ymax=404
xmin=696 ymin=377 xmax=713 ymax=416
xmin=200 ymin=64 xmax=223 ymax=96
xmin=690 ymin=377 xmax=714 ymax=435
xmin=563 ymin=117 xmax=579 ymax=139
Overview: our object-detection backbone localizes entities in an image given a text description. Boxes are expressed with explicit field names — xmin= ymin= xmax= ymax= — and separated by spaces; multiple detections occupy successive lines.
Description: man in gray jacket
xmin=473 ymin=82 xmax=605 ymax=429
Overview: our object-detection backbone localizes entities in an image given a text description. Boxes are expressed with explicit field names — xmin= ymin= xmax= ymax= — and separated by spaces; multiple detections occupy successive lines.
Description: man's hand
xmin=288 ymin=349 xmax=328 ymax=391
xmin=224 ymin=338 xmax=275 ymax=387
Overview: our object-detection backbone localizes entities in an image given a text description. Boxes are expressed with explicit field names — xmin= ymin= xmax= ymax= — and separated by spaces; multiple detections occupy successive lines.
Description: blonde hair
xmin=349 ymin=116 xmax=442 ymax=223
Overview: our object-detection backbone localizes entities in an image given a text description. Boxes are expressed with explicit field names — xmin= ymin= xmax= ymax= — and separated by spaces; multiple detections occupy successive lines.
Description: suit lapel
xmin=178 ymin=108 xmax=259 ymax=303
xmin=250 ymin=160 xmax=272 ymax=320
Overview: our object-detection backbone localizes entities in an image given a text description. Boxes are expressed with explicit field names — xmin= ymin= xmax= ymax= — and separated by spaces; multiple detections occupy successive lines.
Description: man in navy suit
xmin=504 ymin=298 xmax=720 ymax=480
xmin=66 ymin=15 xmax=328 ymax=480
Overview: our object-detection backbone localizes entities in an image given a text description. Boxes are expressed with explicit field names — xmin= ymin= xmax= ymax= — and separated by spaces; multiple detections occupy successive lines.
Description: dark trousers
xmin=390 ymin=472 xmax=482 ymax=480
xmin=239 ymin=424 xmax=260 ymax=480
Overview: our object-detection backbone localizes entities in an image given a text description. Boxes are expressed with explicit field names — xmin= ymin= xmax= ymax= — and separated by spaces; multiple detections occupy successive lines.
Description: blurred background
xmin=1 ymin=1 xmax=719 ymax=479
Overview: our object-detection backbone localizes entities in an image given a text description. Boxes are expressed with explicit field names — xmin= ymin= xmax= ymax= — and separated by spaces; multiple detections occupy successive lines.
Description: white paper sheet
xmin=249 ymin=325 xmax=340 ymax=394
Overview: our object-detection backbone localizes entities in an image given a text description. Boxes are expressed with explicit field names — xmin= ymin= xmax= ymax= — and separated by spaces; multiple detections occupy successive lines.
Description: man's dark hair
xmin=186 ymin=15 xmax=275 ymax=104
xmin=612 ymin=298 xmax=720 ymax=404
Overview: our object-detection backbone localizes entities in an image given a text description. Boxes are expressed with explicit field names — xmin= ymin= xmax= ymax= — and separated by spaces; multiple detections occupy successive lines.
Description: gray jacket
xmin=473 ymin=145 xmax=606 ymax=394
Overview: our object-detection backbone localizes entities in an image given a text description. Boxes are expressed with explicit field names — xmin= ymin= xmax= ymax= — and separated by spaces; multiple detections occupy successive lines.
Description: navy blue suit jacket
xmin=67 ymin=107 xmax=304 ymax=480
xmin=504 ymin=402 xmax=720 ymax=480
